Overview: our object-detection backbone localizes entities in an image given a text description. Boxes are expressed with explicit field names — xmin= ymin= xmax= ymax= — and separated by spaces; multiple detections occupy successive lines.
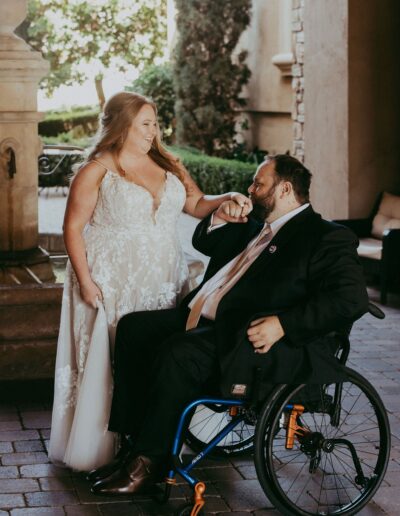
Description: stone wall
xmin=291 ymin=0 xmax=305 ymax=162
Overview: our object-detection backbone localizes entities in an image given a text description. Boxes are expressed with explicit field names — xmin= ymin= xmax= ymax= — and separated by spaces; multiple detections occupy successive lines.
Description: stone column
xmin=0 ymin=0 xmax=51 ymax=281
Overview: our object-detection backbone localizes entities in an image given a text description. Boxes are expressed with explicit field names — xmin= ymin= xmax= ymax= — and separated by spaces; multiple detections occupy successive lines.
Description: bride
xmin=48 ymin=91 xmax=252 ymax=471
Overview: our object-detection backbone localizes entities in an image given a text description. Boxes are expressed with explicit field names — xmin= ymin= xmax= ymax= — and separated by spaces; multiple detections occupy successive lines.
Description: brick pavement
xmin=0 ymin=287 xmax=399 ymax=515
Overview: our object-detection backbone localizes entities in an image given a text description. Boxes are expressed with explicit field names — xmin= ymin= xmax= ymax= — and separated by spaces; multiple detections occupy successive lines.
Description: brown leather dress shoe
xmin=91 ymin=455 xmax=159 ymax=496
xmin=87 ymin=443 xmax=134 ymax=483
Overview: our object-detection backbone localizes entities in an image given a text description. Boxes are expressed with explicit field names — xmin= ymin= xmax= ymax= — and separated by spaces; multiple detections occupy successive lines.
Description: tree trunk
xmin=95 ymin=75 xmax=106 ymax=109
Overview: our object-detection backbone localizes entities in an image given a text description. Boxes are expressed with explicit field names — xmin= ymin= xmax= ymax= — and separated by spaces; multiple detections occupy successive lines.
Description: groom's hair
xmin=268 ymin=154 xmax=312 ymax=204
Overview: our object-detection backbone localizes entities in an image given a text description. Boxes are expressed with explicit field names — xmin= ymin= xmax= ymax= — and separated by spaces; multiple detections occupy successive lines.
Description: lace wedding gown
xmin=48 ymin=170 xmax=189 ymax=471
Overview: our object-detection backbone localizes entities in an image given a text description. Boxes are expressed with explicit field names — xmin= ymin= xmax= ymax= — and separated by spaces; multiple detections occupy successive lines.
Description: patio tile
xmin=64 ymin=505 xmax=101 ymax=515
xmin=0 ymin=442 xmax=13 ymax=454
xmin=0 ymin=478 xmax=39 ymax=493
xmin=11 ymin=509 xmax=65 ymax=515
xmin=25 ymin=490 xmax=79 ymax=506
xmin=0 ymin=493 xmax=25 ymax=508
xmin=214 ymin=480 xmax=272 ymax=511
xmin=0 ymin=431 xmax=39 ymax=442
xmin=14 ymin=441 xmax=45 ymax=453
xmin=39 ymin=477 xmax=74 ymax=491
xmin=0 ymin=467 xmax=19 ymax=479
xmin=1 ymin=452 xmax=49 ymax=466
xmin=20 ymin=464 xmax=70 ymax=478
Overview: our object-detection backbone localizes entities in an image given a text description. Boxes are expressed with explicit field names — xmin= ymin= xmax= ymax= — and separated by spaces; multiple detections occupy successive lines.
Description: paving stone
xmin=0 ymin=493 xmax=25 ymax=508
xmin=11 ymin=509 xmax=65 ymax=515
xmin=0 ymin=466 xmax=19 ymax=479
xmin=20 ymin=464 xmax=70 ymax=478
xmin=2 ymin=452 xmax=49 ymax=466
xmin=65 ymin=505 xmax=101 ymax=515
xmin=20 ymin=412 xmax=51 ymax=430
xmin=0 ymin=442 xmax=13 ymax=454
xmin=215 ymin=480 xmax=272 ymax=511
xmin=0 ymin=431 xmax=39 ymax=442
xmin=98 ymin=501 xmax=144 ymax=516
xmin=236 ymin=465 xmax=257 ymax=480
xmin=200 ymin=496 xmax=230 ymax=513
xmin=201 ymin=466 xmax=243 ymax=482
xmin=105 ymin=498 xmax=188 ymax=515
xmin=26 ymin=490 xmax=79 ymax=506
xmin=356 ymin=502 xmax=391 ymax=514
xmin=0 ymin=412 xmax=19 ymax=422
xmin=39 ymin=477 xmax=74 ymax=491
xmin=40 ymin=429 xmax=51 ymax=440
xmin=0 ymin=421 xmax=22 ymax=431
xmin=14 ymin=441 xmax=44 ymax=453
xmin=0 ymin=478 xmax=39 ymax=493
xmin=371 ymin=486 xmax=400 ymax=513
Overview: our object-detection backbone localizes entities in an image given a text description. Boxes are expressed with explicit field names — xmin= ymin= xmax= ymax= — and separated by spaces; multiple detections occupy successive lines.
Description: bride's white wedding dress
xmin=48 ymin=170 xmax=189 ymax=471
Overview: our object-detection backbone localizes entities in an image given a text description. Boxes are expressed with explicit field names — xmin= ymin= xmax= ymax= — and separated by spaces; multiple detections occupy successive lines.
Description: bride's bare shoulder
xmin=72 ymin=159 xmax=108 ymax=188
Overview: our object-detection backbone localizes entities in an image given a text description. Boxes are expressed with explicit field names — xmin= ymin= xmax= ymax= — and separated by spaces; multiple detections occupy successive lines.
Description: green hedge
xmin=171 ymin=146 xmax=256 ymax=194
xmin=39 ymin=108 xmax=100 ymax=137
xmin=38 ymin=143 xmax=257 ymax=193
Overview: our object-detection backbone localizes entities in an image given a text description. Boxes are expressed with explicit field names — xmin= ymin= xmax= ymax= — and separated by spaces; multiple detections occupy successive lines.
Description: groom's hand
xmin=213 ymin=195 xmax=253 ymax=225
xmin=247 ymin=316 xmax=285 ymax=354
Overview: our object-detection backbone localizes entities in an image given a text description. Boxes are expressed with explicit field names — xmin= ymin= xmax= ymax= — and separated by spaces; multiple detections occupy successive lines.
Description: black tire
xmin=254 ymin=368 xmax=390 ymax=516
xmin=185 ymin=403 xmax=255 ymax=457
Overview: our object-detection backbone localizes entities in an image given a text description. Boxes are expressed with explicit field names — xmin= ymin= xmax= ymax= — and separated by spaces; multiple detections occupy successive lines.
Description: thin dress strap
xmin=90 ymin=159 xmax=108 ymax=171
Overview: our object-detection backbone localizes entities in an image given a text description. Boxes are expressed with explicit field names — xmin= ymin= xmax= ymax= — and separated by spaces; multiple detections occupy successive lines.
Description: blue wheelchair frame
xmin=158 ymin=397 xmax=248 ymax=515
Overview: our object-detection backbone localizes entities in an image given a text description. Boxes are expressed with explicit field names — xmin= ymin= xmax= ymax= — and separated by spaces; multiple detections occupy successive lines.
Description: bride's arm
xmin=63 ymin=162 xmax=106 ymax=308
xmin=182 ymin=170 xmax=252 ymax=219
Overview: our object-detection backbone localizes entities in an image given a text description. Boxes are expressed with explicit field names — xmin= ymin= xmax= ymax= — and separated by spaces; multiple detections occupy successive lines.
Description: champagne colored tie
xmin=186 ymin=225 xmax=272 ymax=330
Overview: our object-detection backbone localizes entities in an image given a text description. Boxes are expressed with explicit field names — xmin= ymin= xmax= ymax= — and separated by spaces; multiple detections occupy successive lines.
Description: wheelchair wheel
xmin=185 ymin=403 xmax=255 ymax=457
xmin=254 ymin=368 xmax=390 ymax=516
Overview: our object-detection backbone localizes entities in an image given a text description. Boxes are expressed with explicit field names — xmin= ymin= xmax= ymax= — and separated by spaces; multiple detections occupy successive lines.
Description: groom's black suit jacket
xmin=181 ymin=205 xmax=369 ymax=398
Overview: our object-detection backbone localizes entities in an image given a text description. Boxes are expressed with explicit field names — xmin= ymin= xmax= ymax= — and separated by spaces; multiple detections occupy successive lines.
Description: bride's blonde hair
xmin=81 ymin=91 xmax=185 ymax=181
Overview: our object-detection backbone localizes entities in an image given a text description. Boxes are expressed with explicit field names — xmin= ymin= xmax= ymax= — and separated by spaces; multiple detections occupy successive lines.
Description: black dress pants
xmin=108 ymin=307 xmax=219 ymax=459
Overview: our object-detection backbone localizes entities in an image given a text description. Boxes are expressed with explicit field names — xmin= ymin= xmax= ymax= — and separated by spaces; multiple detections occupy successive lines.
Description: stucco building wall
xmin=240 ymin=0 xmax=293 ymax=155
xmin=297 ymin=0 xmax=400 ymax=219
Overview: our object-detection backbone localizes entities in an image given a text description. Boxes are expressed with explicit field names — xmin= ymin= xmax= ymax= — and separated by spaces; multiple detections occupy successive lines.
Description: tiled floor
xmin=1 ymin=288 xmax=399 ymax=514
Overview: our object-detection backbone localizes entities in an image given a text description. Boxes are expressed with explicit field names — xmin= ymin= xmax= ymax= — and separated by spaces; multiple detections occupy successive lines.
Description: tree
xmin=173 ymin=0 xmax=251 ymax=156
xmin=20 ymin=0 xmax=167 ymax=108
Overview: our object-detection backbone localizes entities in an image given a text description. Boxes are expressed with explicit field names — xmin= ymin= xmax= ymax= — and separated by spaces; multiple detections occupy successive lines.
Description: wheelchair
xmin=156 ymin=303 xmax=391 ymax=516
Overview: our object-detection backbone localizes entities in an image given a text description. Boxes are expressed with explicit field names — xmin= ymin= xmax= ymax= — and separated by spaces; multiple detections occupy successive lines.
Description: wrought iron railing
xmin=38 ymin=144 xmax=84 ymax=193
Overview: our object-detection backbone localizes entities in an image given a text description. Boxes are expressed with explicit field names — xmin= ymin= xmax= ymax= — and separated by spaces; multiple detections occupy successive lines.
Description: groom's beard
xmin=250 ymin=185 xmax=277 ymax=221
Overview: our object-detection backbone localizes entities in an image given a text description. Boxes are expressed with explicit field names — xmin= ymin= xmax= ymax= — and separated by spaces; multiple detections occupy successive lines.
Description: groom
xmin=91 ymin=154 xmax=369 ymax=495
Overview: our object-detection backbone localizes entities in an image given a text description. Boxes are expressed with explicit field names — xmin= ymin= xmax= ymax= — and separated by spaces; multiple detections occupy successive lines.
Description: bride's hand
xmin=79 ymin=279 xmax=103 ymax=309
xmin=230 ymin=193 xmax=253 ymax=218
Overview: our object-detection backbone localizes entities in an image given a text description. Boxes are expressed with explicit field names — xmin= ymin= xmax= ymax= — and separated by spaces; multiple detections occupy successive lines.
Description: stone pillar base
xmin=0 ymin=246 xmax=55 ymax=283
xmin=0 ymin=283 xmax=62 ymax=380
